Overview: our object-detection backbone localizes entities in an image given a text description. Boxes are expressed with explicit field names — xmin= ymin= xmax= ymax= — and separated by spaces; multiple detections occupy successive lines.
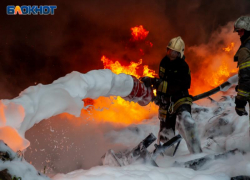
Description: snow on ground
xmin=0 ymin=70 xmax=249 ymax=180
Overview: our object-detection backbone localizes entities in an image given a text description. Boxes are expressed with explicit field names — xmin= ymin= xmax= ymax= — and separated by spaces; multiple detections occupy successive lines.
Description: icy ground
xmin=0 ymin=70 xmax=250 ymax=179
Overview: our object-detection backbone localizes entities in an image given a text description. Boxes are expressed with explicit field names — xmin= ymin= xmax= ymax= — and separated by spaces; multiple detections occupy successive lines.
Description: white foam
xmin=0 ymin=70 xmax=133 ymax=151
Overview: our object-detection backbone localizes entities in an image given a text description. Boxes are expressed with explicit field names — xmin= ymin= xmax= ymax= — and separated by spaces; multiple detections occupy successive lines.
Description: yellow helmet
xmin=167 ymin=36 xmax=185 ymax=58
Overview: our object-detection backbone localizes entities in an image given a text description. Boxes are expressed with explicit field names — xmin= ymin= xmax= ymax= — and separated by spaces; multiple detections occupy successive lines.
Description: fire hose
xmin=123 ymin=74 xmax=238 ymax=105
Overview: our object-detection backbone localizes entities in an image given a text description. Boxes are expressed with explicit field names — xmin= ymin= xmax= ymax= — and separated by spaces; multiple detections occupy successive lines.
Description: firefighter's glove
xmin=140 ymin=77 xmax=153 ymax=87
xmin=152 ymin=95 xmax=160 ymax=106
xmin=140 ymin=77 xmax=162 ymax=89
xmin=153 ymin=78 xmax=162 ymax=89
xmin=235 ymin=97 xmax=248 ymax=116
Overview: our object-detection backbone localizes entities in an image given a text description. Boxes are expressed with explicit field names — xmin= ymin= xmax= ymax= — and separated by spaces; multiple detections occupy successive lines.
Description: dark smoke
xmin=1 ymin=0 xmax=250 ymax=175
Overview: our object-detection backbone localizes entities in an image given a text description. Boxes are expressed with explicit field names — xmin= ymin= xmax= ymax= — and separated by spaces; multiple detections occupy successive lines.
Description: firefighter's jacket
xmin=156 ymin=55 xmax=191 ymax=106
xmin=234 ymin=36 xmax=250 ymax=101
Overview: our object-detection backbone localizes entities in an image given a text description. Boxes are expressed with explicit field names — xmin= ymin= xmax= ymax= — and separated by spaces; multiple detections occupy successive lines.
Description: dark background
xmin=1 ymin=0 xmax=250 ymax=99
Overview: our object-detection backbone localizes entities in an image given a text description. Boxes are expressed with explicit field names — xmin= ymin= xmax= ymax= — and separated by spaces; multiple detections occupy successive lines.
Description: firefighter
xmin=233 ymin=16 xmax=250 ymax=117
xmin=141 ymin=36 xmax=202 ymax=154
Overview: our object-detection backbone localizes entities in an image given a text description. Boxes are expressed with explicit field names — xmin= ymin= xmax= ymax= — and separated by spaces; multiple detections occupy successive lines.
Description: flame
xmin=131 ymin=25 xmax=149 ymax=41
xmin=82 ymin=40 xmax=238 ymax=124
xmin=206 ymin=60 xmax=238 ymax=87
xmin=130 ymin=26 xmax=153 ymax=55
xmin=64 ymin=26 xmax=239 ymax=126
xmin=223 ymin=42 xmax=235 ymax=52
xmin=0 ymin=24 xmax=242 ymax=152
xmin=100 ymin=55 xmax=157 ymax=109
xmin=59 ymin=25 xmax=157 ymax=125
xmin=206 ymin=42 xmax=238 ymax=87
xmin=143 ymin=65 xmax=157 ymax=78
xmin=189 ymin=38 xmax=239 ymax=95
xmin=71 ymin=55 xmax=159 ymax=125
xmin=153 ymin=89 xmax=157 ymax=96
xmin=101 ymin=55 xmax=157 ymax=78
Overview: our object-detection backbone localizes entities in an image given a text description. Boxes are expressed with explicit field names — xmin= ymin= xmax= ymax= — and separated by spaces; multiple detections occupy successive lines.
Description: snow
xmin=0 ymin=69 xmax=250 ymax=180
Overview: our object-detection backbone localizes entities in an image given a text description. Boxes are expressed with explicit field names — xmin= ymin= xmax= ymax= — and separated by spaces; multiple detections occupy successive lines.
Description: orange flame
xmin=101 ymin=55 xmax=157 ymax=78
xmin=207 ymin=42 xmax=237 ymax=87
xmin=60 ymin=25 xmax=157 ymax=125
xmin=189 ymin=39 xmax=239 ymax=95
xmin=69 ymin=55 xmax=159 ymax=125
xmin=63 ymin=26 xmax=239 ymax=126
xmin=206 ymin=60 xmax=238 ymax=87
xmin=131 ymin=25 xmax=149 ymax=41
xmin=143 ymin=65 xmax=157 ymax=78
xmin=223 ymin=42 xmax=235 ymax=52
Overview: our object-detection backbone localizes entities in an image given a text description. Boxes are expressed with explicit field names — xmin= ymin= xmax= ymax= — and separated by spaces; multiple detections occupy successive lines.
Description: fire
xmin=206 ymin=60 xmax=238 ymax=87
xmin=206 ymin=42 xmax=237 ymax=87
xmin=131 ymin=25 xmax=149 ymax=41
xmin=60 ymin=25 xmax=157 ymax=125
xmin=86 ymin=25 xmax=158 ymax=124
xmin=72 ymin=55 xmax=159 ymax=125
xmin=64 ymin=25 xmax=239 ymax=125
xmin=189 ymin=38 xmax=239 ymax=95
xmin=223 ymin=42 xmax=235 ymax=52
xmin=83 ymin=41 xmax=238 ymax=124
xmin=101 ymin=55 xmax=157 ymax=78
xmin=130 ymin=25 xmax=153 ymax=55
xmin=143 ymin=65 xmax=157 ymax=78
xmin=101 ymin=55 xmax=141 ymax=78
xmin=101 ymin=55 xmax=157 ymax=104
xmin=153 ymin=89 xmax=157 ymax=96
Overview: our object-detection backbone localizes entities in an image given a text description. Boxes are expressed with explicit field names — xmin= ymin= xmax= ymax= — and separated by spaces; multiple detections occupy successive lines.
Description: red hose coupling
xmin=122 ymin=76 xmax=153 ymax=106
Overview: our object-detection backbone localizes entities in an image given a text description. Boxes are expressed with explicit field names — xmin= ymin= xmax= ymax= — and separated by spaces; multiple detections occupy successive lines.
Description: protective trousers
xmin=158 ymin=104 xmax=202 ymax=154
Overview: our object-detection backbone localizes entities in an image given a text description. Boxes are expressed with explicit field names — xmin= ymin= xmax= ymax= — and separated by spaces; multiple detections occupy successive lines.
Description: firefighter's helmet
xmin=167 ymin=36 xmax=185 ymax=58
xmin=234 ymin=16 xmax=250 ymax=32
